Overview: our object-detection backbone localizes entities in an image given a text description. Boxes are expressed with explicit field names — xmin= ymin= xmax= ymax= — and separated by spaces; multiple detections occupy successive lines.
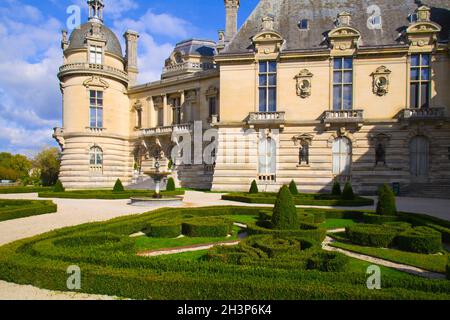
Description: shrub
xmin=113 ymin=179 xmax=125 ymax=192
xmin=53 ymin=180 xmax=65 ymax=192
xmin=272 ymin=186 xmax=299 ymax=230
xmin=289 ymin=180 xmax=299 ymax=195
xmin=332 ymin=180 xmax=341 ymax=196
xmin=346 ymin=224 xmax=398 ymax=248
xmin=362 ymin=213 xmax=399 ymax=224
xmin=0 ymin=200 xmax=57 ymax=222
xmin=182 ymin=217 xmax=232 ymax=237
xmin=307 ymin=252 xmax=349 ymax=272
xmin=146 ymin=222 xmax=181 ymax=238
xmin=249 ymin=180 xmax=259 ymax=194
xmin=252 ymin=236 xmax=301 ymax=258
xmin=342 ymin=182 xmax=355 ymax=200
xmin=447 ymin=258 xmax=450 ymax=280
xmin=376 ymin=184 xmax=397 ymax=215
xmin=396 ymin=227 xmax=442 ymax=254
xmin=166 ymin=177 xmax=176 ymax=192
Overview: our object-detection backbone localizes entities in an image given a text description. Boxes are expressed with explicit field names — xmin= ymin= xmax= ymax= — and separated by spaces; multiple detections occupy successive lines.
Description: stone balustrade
xmin=58 ymin=63 xmax=129 ymax=83
xmin=162 ymin=62 xmax=215 ymax=76
xmin=322 ymin=110 xmax=364 ymax=127
xmin=247 ymin=112 xmax=286 ymax=127
xmin=142 ymin=123 xmax=193 ymax=137
xmin=399 ymin=107 xmax=446 ymax=120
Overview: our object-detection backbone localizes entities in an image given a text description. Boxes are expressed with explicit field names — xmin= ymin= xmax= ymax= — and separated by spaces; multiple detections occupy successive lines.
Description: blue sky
xmin=0 ymin=0 xmax=259 ymax=156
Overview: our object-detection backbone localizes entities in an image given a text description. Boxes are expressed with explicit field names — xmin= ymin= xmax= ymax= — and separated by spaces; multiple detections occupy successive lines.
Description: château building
xmin=54 ymin=0 xmax=450 ymax=197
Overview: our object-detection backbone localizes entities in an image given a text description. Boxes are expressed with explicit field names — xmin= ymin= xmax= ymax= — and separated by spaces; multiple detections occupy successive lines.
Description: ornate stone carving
xmin=328 ymin=12 xmax=361 ymax=54
xmin=405 ymin=6 xmax=441 ymax=50
xmin=205 ymin=86 xmax=219 ymax=98
xmin=371 ymin=66 xmax=391 ymax=96
xmin=83 ymin=75 xmax=109 ymax=89
xmin=292 ymin=133 xmax=314 ymax=146
xmin=294 ymin=69 xmax=313 ymax=98
xmin=252 ymin=15 xmax=283 ymax=58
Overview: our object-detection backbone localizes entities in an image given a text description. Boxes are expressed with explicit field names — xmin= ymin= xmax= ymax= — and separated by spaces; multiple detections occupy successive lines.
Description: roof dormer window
xmin=298 ymin=19 xmax=309 ymax=30
xmin=89 ymin=45 xmax=103 ymax=65
xmin=408 ymin=13 xmax=418 ymax=23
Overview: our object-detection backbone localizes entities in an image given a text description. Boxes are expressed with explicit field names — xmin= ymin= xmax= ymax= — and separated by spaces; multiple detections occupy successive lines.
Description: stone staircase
xmin=401 ymin=183 xmax=450 ymax=199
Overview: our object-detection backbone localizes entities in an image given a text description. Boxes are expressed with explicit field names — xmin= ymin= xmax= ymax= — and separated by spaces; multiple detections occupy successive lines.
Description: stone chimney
xmin=224 ymin=0 xmax=240 ymax=42
xmin=124 ymin=30 xmax=139 ymax=86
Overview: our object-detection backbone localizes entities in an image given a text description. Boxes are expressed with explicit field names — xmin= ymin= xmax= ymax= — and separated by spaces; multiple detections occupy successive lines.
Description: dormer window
xmin=89 ymin=45 xmax=103 ymax=64
xmin=298 ymin=19 xmax=309 ymax=30
xmin=408 ymin=13 xmax=418 ymax=23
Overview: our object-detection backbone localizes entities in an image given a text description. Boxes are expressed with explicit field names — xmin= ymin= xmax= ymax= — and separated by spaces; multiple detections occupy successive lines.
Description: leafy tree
xmin=113 ymin=179 xmax=125 ymax=192
xmin=166 ymin=177 xmax=176 ymax=191
xmin=33 ymin=148 xmax=61 ymax=186
xmin=376 ymin=184 xmax=397 ymax=215
xmin=342 ymin=182 xmax=355 ymax=200
xmin=272 ymin=185 xmax=299 ymax=230
xmin=0 ymin=167 xmax=19 ymax=181
xmin=249 ymin=180 xmax=259 ymax=194
xmin=0 ymin=152 xmax=32 ymax=182
xmin=289 ymin=180 xmax=299 ymax=195
xmin=53 ymin=180 xmax=65 ymax=192
xmin=332 ymin=180 xmax=342 ymax=196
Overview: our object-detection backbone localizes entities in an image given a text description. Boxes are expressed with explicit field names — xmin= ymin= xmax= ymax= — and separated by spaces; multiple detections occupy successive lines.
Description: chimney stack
xmin=224 ymin=0 xmax=240 ymax=42
xmin=124 ymin=30 xmax=139 ymax=86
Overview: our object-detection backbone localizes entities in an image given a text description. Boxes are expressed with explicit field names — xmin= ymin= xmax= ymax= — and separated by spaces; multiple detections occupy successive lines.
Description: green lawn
xmin=320 ymin=219 xmax=358 ymax=230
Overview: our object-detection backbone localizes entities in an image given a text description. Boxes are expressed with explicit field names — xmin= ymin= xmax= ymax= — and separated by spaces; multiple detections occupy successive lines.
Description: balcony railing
xmin=399 ymin=108 xmax=446 ymax=120
xmin=58 ymin=63 xmax=129 ymax=82
xmin=142 ymin=123 xmax=193 ymax=137
xmin=162 ymin=62 xmax=216 ymax=77
xmin=322 ymin=110 xmax=364 ymax=126
xmin=247 ymin=112 xmax=286 ymax=127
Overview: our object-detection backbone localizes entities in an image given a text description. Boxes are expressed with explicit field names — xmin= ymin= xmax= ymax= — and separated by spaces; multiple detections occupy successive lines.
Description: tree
xmin=342 ymin=182 xmax=355 ymax=200
xmin=166 ymin=177 xmax=176 ymax=191
xmin=249 ymin=180 xmax=259 ymax=194
xmin=332 ymin=180 xmax=342 ymax=196
xmin=289 ymin=180 xmax=299 ymax=195
xmin=0 ymin=152 xmax=32 ymax=182
xmin=113 ymin=179 xmax=125 ymax=192
xmin=54 ymin=180 xmax=65 ymax=192
xmin=33 ymin=148 xmax=61 ymax=186
xmin=376 ymin=184 xmax=397 ymax=215
xmin=272 ymin=185 xmax=299 ymax=230
xmin=0 ymin=167 xmax=19 ymax=181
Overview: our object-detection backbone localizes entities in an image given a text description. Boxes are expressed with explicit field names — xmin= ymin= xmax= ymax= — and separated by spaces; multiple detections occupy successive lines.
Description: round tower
xmin=54 ymin=0 xmax=139 ymax=189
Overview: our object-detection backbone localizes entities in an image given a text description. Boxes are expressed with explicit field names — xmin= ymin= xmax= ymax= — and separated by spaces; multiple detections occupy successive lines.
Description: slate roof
xmin=67 ymin=22 xmax=123 ymax=58
xmin=222 ymin=0 xmax=450 ymax=54
xmin=174 ymin=39 xmax=217 ymax=57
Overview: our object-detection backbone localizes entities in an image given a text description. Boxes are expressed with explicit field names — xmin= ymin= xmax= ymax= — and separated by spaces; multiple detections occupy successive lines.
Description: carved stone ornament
xmin=133 ymin=100 xmax=143 ymax=111
xmin=294 ymin=69 xmax=313 ymax=98
xmin=371 ymin=66 xmax=391 ymax=96
xmin=292 ymin=133 xmax=314 ymax=146
xmin=83 ymin=76 xmax=109 ymax=89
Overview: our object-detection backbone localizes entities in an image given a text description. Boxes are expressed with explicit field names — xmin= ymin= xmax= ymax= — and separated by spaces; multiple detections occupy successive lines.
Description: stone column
xmin=180 ymin=90 xmax=186 ymax=123
xmin=163 ymin=94 xmax=169 ymax=126
xmin=147 ymin=96 xmax=154 ymax=128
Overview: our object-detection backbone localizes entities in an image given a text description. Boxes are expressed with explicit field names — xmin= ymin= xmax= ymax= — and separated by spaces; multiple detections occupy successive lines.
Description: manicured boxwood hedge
xmin=0 ymin=199 xmax=57 ymax=222
xmin=0 ymin=186 xmax=52 ymax=194
xmin=145 ymin=221 xmax=182 ymax=238
xmin=307 ymin=251 xmax=350 ymax=272
xmin=362 ymin=213 xmax=399 ymax=224
xmin=447 ymin=259 xmax=450 ymax=280
xmin=396 ymin=227 xmax=442 ymax=254
xmin=222 ymin=193 xmax=374 ymax=207
xmin=38 ymin=190 xmax=184 ymax=200
xmin=182 ymin=217 xmax=233 ymax=237
xmin=346 ymin=224 xmax=399 ymax=248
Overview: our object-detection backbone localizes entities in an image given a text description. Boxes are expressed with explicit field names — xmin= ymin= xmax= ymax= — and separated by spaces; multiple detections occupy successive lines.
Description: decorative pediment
xmin=371 ymin=66 xmax=391 ymax=96
xmin=83 ymin=76 xmax=109 ymax=89
xmin=328 ymin=26 xmax=361 ymax=52
xmin=85 ymin=23 xmax=106 ymax=43
xmin=293 ymin=133 xmax=314 ymax=146
xmin=185 ymin=89 xmax=198 ymax=102
xmin=252 ymin=15 xmax=284 ymax=58
xmin=406 ymin=6 xmax=441 ymax=50
xmin=205 ymin=86 xmax=219 ymax=98
xmin=369 ymin=133 xmax=391 ymax=146
xmin=294 ymin=69 xmax=313 ymax=99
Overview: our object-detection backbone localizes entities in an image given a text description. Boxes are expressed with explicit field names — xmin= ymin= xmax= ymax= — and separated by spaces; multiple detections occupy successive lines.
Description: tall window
xmin=208 ymin=97 xmax=217 ymax=117
xmin=333 ymin=57 xmax=353 ymax=110
xmin=157 ymin=107 xmax=164 ymax=127
xmin=410 ymin=136 xmax=429 ymax=177
xmin=258 ymin=136 xmax=277 ymax=180
xmin=299 ymin=143 xmax=310 ymax=165
xmin=89 ymin=45 xmax=103 ymax=64
xmin=89 ymin=147 xmax=103 ymax=167
xmin=332 ymin=137 xmax=352 ymax=175
xmin=410 ymin=54 xmax=431 ymax=109
xmin=259 ymin=61 xmax=277 ymax=112
xmin=171 ymin=97 xmax=181 ymax=125
xmin=89 ymin=90 xmax=103 ymax=128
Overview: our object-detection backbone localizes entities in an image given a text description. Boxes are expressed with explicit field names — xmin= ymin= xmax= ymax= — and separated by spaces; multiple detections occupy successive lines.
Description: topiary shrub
xmin=396 ymin=226 xmax=442 ymax=254
xmin=145 ymin=222 xmax=182 ymax=238
xmin=182 ymin=217 xmax=232 ymax=237
xmin=113 ymin=179 xmax=125 ymax=192
xmin=271 ymin=186 xmax=299 ymax=230
xmin=53 ymin=180 xmax=65 ymax=193
xmin=307 ymin=251 xmax=349 ymax=272
xmin=249 ymin=180 xmax=259 ymax=194
xmin=332 ymin=180 xmax=341 ymax=196
xmin=166 ymin=177 xmax=176 ymax=191
xmin=342 ymin=182 xmax=355 ymax=200
xmin=376 ymin=184 xmax=397 ymax=215
xmin=252 ymin=236 xmax=301 ymax=258
xmin=362 ymin=213 xmax=399 ymax=224
xmin=346 ymin=224 xmax=398 ymax=248
xmin=289 ymin=180 xmax=299 ymax=195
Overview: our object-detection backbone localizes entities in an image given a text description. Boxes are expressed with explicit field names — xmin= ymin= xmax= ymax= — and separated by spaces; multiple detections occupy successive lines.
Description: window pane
xmin=343 ymin=71 xmax=353 ymax=83
xmin=421 ymin=68 xmax=430 ymax=81
xmin=334 ymin=58 xmax=342 ymax=69
xmin=344 ymin=58 xmax=353 ymax=69
xmin=421 ymin=54 xmax=430 ymax=66
xmin=259 ymin=88 xmax=267 ymax=112
xmin=410 ymin=83 xmax=419 ymax=108
xmin=90 ymin=91 xmax=96 ymax=98
xmin=333 ymin=86 xmax=342 ymax=110
xmin=268 ymin=88 xmax=276 ymax=112
xmin=259 ymin=75 xmax=267 ymax=86
xmin=268 ymin=61 xmax=277 ymax=72
xmin=90 ymin=108 xmax=96 ymax=127
xmin=90 ymin=98 xmax=96 ymax=106
xmin=268 ymin=74 xmax=277 ymax=86
xmin=333 ymin=71 xmax=342 ymax=84
xmin=411 ymin=55 xmax=420 ymax=67
xmin=259 ymin=62 xmax=267 ymax=73
xmin=97 ymin=108 xmax=103 ymax=127
xmin=410 ymin=68 xmax=419 ymax=81
xmin=420 ymin=83 xmax=429 ymax=108
xmin=343 ymin=85 xmax=352 ymax=110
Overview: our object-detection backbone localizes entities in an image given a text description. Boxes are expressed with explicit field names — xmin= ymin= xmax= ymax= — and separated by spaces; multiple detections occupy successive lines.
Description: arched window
xmin=258 ymin=136 xmax=277 ymax=181
xmin=89 ymin=146 xmax=103 ymax=168
xmin=410 ymin=136 xmax=429 ymax=177
xmin=332 ymin=137 xmax=352 ymax=175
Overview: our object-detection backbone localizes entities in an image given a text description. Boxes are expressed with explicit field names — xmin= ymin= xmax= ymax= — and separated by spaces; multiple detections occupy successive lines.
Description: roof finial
xmin=87 ymin=0 xmax=105 ymax=23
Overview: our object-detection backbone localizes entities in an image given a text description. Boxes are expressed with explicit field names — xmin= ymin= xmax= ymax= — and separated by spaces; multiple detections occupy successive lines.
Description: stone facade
xmin=55 ymin=0 xmax=450 ymax=196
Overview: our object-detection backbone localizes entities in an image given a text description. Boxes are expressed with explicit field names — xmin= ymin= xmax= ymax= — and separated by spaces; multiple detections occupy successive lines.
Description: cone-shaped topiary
xmin=53 ymin=179 xmax=65 ymax=192
xmin=113 ymin=179 xmax=125 ymax=192
xmin=166 ymin=177 xmax=176 ymax=191
xmin=342 ymin=182 xmax=355 ymax=200
xmin=289 ymin=180 xmax=299 ymax=195
xmin=249 ymin=180 xmax=259 ymax=194
xmin=271 ymin=185 xmax=299 ymax=230
xmin=376 ymin=184 xmax=397 ymax=215
xmin=332 ymin=180 xmax=341 ymax=196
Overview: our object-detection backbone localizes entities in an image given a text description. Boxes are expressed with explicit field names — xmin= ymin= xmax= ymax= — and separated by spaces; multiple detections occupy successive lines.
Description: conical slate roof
xmin=222 ymin=0 xmax=450 ymax=54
